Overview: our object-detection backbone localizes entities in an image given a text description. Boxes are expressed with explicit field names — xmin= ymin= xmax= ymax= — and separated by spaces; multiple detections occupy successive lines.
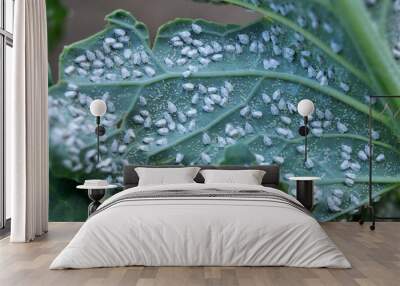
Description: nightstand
xmin=288 ymin=177 xmax=320 ymax=210
xmin=77 ymin=184 xmax=118 ymax=216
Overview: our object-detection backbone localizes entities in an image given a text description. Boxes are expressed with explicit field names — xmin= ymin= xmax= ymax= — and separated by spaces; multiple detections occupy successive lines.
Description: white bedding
xmin=50 ymin=183 xmax=351 ymax=269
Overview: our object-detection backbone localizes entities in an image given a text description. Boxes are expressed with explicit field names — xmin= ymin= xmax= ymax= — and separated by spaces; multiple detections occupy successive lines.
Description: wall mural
xmin=48 ymin=0 xmax=400 ymax=221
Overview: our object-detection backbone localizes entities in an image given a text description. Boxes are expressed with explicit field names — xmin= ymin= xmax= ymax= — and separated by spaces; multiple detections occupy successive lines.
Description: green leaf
xmin=46 ymin=0 xmax=68 ymax=52
xmin=49 ymin=8 xmax=400 ymax=221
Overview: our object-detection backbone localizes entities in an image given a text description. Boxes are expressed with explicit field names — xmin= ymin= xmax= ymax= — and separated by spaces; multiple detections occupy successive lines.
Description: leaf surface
xmin=49 ymin=8 xmax=400 ymax=221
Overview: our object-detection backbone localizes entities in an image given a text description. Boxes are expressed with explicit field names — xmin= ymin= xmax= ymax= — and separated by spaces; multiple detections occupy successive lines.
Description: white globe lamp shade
xmin=90 ymin=99 xmax=107 ymax=117
xmin=297 ymin=99 xmax=315 ymax=117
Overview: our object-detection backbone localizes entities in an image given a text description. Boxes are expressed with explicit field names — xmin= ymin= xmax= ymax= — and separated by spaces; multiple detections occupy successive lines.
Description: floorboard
xmin=0 ymin=222 xmax=399 ymax=286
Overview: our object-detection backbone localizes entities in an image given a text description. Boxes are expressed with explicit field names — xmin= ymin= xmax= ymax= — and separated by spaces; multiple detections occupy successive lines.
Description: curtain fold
xmin=9 ymin=0 xmax=49 ymax=242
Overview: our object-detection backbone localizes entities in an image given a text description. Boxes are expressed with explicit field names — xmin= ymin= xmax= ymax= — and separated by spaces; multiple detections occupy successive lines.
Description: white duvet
xmin=50 ymin=183 xmax=351 ymax=269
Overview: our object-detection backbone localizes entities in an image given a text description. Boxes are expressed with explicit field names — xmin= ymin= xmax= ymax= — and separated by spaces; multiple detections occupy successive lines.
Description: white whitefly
xmin=201 ymin=152 xmax=211 ymax=164
xmin=210 ymin=94 xmax=221 ymax=104
xmin=278 ymin=98 xmax=286 ymax=110
xmin=337 ymin=122 xmax=348 ymax=133
xmin=186 ymin=108 xmax=197 ymax=117
xmin=64 ymin=65 xmax=75 ymax=75
xmin=235 ymin=43 xmax=243 ymax=54
xmin=271 ymin=104 xmax=279 ymax=115
xmin=64 ymin=91 xmax=77 ymax=98
xmin=202 ymin=133 xmax=211 ymax=145
xmin=341 ymin=152 xmax=351 ymax=160
xmin=182 ymin=70 xmax=192 ymax=78
xmin=140 ymin=51 xmax=150 ymax=63
xmin=371 ymin=130 xmax=380 ymax=140
xmin=273 ymin=156 xmax=284 ymax=164
xmin=276 ymin=127 xmax=289 ymax=136
xmin=255 ymin=154 xmax=265 ymax=163
xmin=327 ymin=196 xmax=342 ymax=212
xmin=261 ymin=30 xmax=270 ymax=42
xmin=311 ymin=128 xmax=323 ymax=137
xmin=133 ymin=115 xmax=144 ymax=124
xmin=192 ymin=39 xmax=203 ymax=47
xmin=340 ymin=160 xmax=350 ymax=170
xmin=263 ymin=58 xmax=280 ymax=70
xmin=123 ymin=49 xmax=132 ymax=59
xmin=181 ymin=46 xmax=191 ymax=56
xmin=251 ymin=110 xmax=263 ymax=118
xmin=224 ymin=44 xmax=236 ymax=52
xmin=330 ymin=41 xmax=342 ymax=53
xmin=95 ymin=50 xmax=105 ymax=60
xmin=376 ymin=154 xmax=385 ymax=162
xmin=104 ymin=57 xmax=114 ymax=68
xmin=191 ymin=93 xmax=199 ymax=105
xmin=123 ymin=129 xmax=135 ymax=144
xmin=323 ymin=121 xmax=331 ymax=128
xmin=240 ymin=106 xmax=250 ymax=117
xmin=340 ymin=82 xmax=350 ymax=92
xmin=311 ymin=121 xmax=322 ymax=128
xmin=341 ymin=144 xmax=352 ymax=154
xmin=139 ymin=96 xmax=147 ymax=106
xmin=296 ymin=145 xmax=305 ymax=154
xmin=168 ymin=120 xmax=176 ymax=131
xmin=300 ymin=57 xmax=309 ymax=68
xmin=245 ymin=122 xmax=254 ymax=133
xmin=211 ymin=41 xmax=223 ymax=53
xmin=157 ymin=128 xmax=169 ymax=136
xmin=156 ymin=138 xmax=168 ymax=146
xmin=280 ymin=116 xmax=291 ymax=125
xmin=114 ymin=28 xmax=126 ymax=36
xmin=238 ymin=34 xmax=249 ymax=45
xmin=351 ymin=162 xmax=361 ymax=172
xmin=164 ymin=57 xmax=174 ymax=67
xmin=113 ymin=55 xmax=123 ymax=66
xmin=144 ymin=66 xmax=156 ymax=77
xmin=249 ymin=41 xmax=258 ymax=53
xmin=307 ymin=66 xmax=316 ymax=78
xmin=143 ymin=117 xmax=152 ymax=128
xmin=358 ymin=150 xmax=368 ymax=161
xmin=272 ymin=89 xmax=281 ymax=101
xmin=132 ymin=53 xmax=141 ymax=65
xmin=155 ymin=119 xmax=167 ymax=128
xmin=74 ymin=55 xmax=87 ymax=63
xmin=199 ymin=57 xmax=211 ymax=66
xmin=142 ymin=137 xmax=154 ymax=144
xmin=176 ymin=153 xmax=184 ymax=163
xmin=344 ymin=178 xmax=354 ymax=187
xmin=118 ymin=145 xmax=127 ymax=154
xmin=111 ymin=43 xmax=124 ymax=50
xmin=121 ymin=67 xmax=130 ymax=79
xmin=305 ymin=158 xmax=314 ymax=169
xmin=183 ymin=82 xmax=195 ymax=91
xmin=273 ymin=45 xmax=282 ymax=56
xmin=211 ymin=54 xmax=223 ymax=61
xmin=177 ymin=123 xmax=187 ymax=134
xmin=167 ymin=101 xmax=177 ymax=114
xmin=217 ymin=136 xmax=226 ymax=148
xmin=263 ymin=135 xmax=272 ymax=146
xmin=140 ymin=110 xmax=150 ymax=117
xmin=262 ymin=93 xmax=271 ymax=104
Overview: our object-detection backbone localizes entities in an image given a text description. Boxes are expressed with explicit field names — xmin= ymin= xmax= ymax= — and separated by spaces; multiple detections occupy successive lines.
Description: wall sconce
xmin=90 ymin=99 xmax=107 ymax=164
xmin=297 ymin=99 xmax=315 ymax=163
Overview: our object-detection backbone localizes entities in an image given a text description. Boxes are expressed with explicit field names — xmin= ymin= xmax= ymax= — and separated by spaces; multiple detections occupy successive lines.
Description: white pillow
xmin=200 ymin=169 xmax=266 ymax=185
xmin=135 ymin=167 xmax=200 ymax=186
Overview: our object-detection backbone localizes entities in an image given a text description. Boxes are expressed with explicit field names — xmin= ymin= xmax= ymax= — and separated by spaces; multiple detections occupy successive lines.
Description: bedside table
xmin=288 ymin=177 xmax=320 ymax=210
xmin=77 ymin=184 xmax=118 ymax=216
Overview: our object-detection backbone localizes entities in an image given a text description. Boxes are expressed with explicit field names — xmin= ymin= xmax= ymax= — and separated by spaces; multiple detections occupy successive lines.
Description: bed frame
xmin=123 ymin=165 xmax=280 ymax=190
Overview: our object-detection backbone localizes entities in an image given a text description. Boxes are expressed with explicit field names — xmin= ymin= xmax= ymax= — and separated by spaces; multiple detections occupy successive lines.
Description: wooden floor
xmin=0 ymin=222 xmax=399 ymax=286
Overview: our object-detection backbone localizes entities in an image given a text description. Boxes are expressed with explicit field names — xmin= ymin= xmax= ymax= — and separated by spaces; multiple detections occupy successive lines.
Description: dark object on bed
xmin=123 ymin=165 xmax=280 ymax=190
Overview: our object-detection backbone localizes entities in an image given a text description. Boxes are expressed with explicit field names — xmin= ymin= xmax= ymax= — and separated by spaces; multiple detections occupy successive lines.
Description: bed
xmin=50 ymin=165 xmax=351 ymax=269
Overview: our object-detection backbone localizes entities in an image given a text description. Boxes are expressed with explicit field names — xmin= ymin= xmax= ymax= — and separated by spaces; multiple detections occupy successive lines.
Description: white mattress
xmin=50 ymin=183 xmax=351 ymax=269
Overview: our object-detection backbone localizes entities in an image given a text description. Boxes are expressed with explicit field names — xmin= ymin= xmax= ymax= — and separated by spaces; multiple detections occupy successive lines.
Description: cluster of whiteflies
xmin=64 ymin=28 xmax=157 ymax=82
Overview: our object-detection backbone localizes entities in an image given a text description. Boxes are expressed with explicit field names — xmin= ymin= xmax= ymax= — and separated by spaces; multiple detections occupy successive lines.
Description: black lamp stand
xmin=95 ymin=116 xmax=106 ymax=164
xmin=298 ymin=116 xmax=310 ymax=163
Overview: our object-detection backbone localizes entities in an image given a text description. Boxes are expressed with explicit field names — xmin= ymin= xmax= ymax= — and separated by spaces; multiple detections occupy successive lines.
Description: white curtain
xmin=8 ymin=0 xmax=49 ymax=242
